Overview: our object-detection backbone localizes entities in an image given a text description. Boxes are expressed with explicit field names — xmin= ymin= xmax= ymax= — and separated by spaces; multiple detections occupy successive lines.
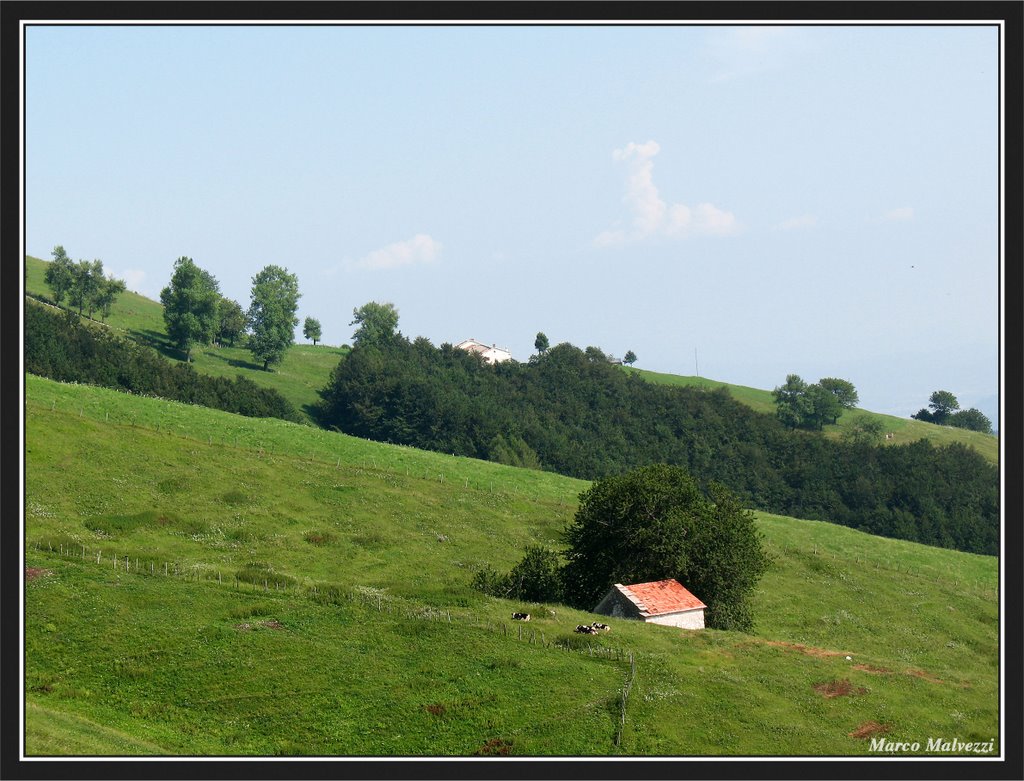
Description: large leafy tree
xmin=217 ymin=297 xmax=247 ymax=347
xmin=912 ymin=390 xmax=961 ymax=425
xmin=561 ymin=464 xmax=770 ymax=632
xmin=303 ymin=316 xmax=322 ymax=346
xmin=818 ymin=377 xmax=858 ymax=421
xmin=623 ymin=350 xmax=638 ymax=366
xmin=160 ymin=257 xmax=221 ymax=362
xmin=772 ymin=374 xmax=812 ymax=429
xmin=248 ymin=265 xmax=301 ymax=370
xmin=350 ymin=301 xmax=399 ymax=347
xmin=43 ymin=245 xmax=75 ymax=306
xmin=805 ymin=383 xmax=843 ymax=430
xmin=68 ymin=259 xmax=105 ymax=318
xmin=928 ymin=390 xmax=960 ymax=423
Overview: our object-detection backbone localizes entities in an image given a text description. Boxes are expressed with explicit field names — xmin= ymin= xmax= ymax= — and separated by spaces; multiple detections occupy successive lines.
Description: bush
xmin=505 ymin=546 xmax=564 ymax=603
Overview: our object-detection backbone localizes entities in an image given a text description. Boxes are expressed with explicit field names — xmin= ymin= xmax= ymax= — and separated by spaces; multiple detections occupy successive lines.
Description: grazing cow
xmin=591 ymin=622 xmax=610 ymax=632
xmin=575 ymin=624 xmax=598 ymax=634
xmin=511 ymin=612 xmax=531 ymax=621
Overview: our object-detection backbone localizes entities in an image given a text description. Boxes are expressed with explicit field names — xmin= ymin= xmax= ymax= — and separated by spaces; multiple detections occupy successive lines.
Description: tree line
xmin=315 ymin=312 xmax=998 ymax=555
xmin=26 ymin=301 xmax=301 ymax=422
xmin=911 ymin=390 xmax=993 ymax=434
xmin=160 ymin=256 xmax=302 ymax=369
xmin=42 ymin=246 xmax=127 ymax=321
xmin=42 ymin=248 xmax=321 ymax=371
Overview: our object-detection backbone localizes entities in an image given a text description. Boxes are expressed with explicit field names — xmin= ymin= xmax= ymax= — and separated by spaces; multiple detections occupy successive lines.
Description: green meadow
xmin=27 ymin=254 xmax=997 ymax=462
xmin=24 ymin=375 xmax=999 ymax=756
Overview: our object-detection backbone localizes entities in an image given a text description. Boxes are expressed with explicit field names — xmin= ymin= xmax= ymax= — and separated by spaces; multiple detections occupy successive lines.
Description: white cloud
xmin=351 ymin=234 xmax=442 ymax=271
xmin=773 ymin=214 xmax=818 ymax=231
xmin=594 ymin=141 xmax=738 ymax=247
xmin=693 ymin=203 xmax=740 ymax=236
xmin=882 ymin=207 xmax=915 ymax=222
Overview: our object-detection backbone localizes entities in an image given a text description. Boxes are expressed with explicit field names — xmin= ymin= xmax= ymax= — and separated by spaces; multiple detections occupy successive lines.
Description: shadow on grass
xmin=135 ymin=329 xmax=186 ymax=362
xmin=201 ymin=349 xmax=266 ymax=372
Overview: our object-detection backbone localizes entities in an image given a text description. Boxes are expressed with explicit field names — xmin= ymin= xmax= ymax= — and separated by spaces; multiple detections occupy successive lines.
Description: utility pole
xmin=694 ymin=348 xmax=699 ymax=377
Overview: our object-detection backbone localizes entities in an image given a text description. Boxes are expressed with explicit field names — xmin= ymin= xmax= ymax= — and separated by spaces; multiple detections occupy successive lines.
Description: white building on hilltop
xmin=455 ymin=338 xmax=513 ymax=364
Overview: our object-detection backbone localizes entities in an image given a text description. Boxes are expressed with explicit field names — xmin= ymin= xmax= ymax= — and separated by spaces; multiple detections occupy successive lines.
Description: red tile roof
xmin=619 ymin=579 xmax=705 ymax=616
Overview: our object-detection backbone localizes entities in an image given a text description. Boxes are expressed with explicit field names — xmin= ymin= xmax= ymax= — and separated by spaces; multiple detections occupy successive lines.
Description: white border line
xmin=18 ymin=16 xmax=1007 ymax=765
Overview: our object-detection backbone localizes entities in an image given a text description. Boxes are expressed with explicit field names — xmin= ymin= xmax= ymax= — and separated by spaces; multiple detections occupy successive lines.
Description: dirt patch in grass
xmin=813 ymin=679 xmax=868 ymax=699
xmin=475 ymin=737 xmax=513 ymax=756
xmin=764 ymin=640 xmax=850 ymax=658
xmin=235 ymin=619 xmax=285 ymax=632
xmin=25 ymin=567 xmax=52 ymax=581
xmin=905 ymin=668 xmax=943 ymax=684
xmin=849 ymin=721 xmax=890 ymax=739
xmin=853 ymin=663 xmax=893 ymax=674
xmin=425 ymin=704 xmax=446 ymax=717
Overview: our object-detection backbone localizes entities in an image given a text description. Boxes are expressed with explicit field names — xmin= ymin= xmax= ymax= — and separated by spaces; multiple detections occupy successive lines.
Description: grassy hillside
xmin=26 ymin=254 xmax=997 ymax=462
xmin=627 ymin=367 xmax=999 ymax=465
xmin=24 ymin=375 xmax=999 ymax=756
xmin=25 ymin=255 xmax=345 ymax=420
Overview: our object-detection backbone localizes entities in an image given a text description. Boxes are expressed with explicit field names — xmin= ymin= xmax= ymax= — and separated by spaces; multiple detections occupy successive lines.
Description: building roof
xmin=455 ymin=338 xmax=512 ymax=358
xmin=617 ymin=579 xmax=706 ymax=616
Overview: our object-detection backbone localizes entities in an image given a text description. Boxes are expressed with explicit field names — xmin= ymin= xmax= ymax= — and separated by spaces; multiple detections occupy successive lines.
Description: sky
xmin=24 ymin=23 xmax=1001 ymax=424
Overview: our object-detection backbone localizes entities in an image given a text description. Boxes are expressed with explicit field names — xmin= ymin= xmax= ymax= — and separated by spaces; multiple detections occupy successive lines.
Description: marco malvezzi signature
xmin=870 ymin=736 xmax=996 ymax=754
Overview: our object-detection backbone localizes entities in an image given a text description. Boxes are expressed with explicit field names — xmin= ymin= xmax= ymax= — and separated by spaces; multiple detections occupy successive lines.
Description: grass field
xmin=24 ymin=375 xmax=1000 ymax=756
xmin=27 ymin=254 xmax=997 ymax=462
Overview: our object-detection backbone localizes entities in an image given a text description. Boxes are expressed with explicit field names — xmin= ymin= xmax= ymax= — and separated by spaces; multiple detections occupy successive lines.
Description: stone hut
xmin=593 ymin=578 xmax=706 ymax=630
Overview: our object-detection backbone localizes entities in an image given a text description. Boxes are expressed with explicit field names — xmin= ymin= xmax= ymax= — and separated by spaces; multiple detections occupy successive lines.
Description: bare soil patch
xmin=905 ymin=668 xmax=943 ymax=684
xmin=813 ymin=679 xmax=868 ymax=699
xmin=425 ymin=704 xmax=446 ymax=717
xmin=25 ymin=567 xmax=52 ymax=581
xmin=475 ymin=738 xmax=513 ymax=756
xmin=765 ymin=640 xmax=849 ymax=658
xmin=849 ymin=721 xmax=890 ymax=739
xmin=235 ymin=619 xmax=285 ymax=632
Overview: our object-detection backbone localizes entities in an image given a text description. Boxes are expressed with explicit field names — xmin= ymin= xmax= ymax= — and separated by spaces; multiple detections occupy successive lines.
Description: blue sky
xmin=25 ymin=24 xmax=1001 ymax=422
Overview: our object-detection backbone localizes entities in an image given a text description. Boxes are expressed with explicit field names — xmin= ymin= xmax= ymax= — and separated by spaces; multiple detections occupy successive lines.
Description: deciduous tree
xmin=303 ymin=316 xmax=322 ymax=346
xmin=94 ymin=276 xmax=126 ymax=322
xmin=623 ymin=350 xmax=638 ymax=366
xmin=949 ymin=407 xmax=993 ymax=434
xmin=350 ymin=301 xmax=399 ymax=347
xmin=248 ymin=265 xmax=301 ymax=370
xmin=534 ymin=332 xmax=549 ymax=354
xmin=772 ymin=374 xmax=812 ymax=429
xmin=160 ymin=257 xmax=221 ymax=362
xmin=44 ymin=245 xmax=75 ymax=306
xmin=928 ymin=390 xmax=960 ymax=424
xmin=68 ymin=260 xmax=105 ymax=319
xmin=818 ymin=377 xmax=858 ymax=422
xmin=217 ymin=297 xmax=247 ymax=347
